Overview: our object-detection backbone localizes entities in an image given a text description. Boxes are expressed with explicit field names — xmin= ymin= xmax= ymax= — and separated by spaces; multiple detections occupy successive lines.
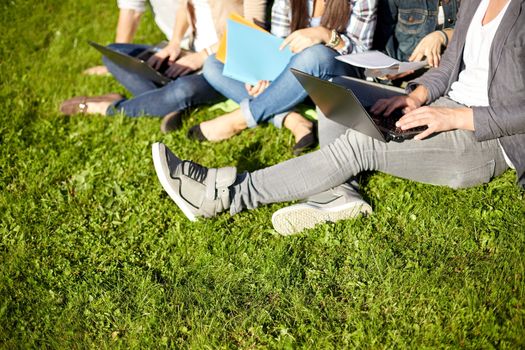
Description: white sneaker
xmin=271 ymin=185 xmax=372 ymax=235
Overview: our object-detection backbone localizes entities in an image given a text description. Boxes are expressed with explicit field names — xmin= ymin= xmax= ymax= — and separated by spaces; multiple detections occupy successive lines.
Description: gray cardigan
xmin=408 ymin=0 xmax=525 ymax=189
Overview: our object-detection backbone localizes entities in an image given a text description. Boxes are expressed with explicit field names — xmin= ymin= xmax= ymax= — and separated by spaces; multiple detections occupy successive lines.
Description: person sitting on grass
xmin=60 ymin=0 xmax=267 ymax=134
xmin=189 ymin=0 xmax=377 ymax=155
xmin=151 ymin=0 xmax=524 ymax=235
xmin=373 ymin=0 xmax=459 ymax=71
xmin=83 ymin=0 xmax=185 ymax=77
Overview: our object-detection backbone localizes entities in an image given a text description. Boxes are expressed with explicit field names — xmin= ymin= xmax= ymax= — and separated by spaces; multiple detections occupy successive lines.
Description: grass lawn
xmin=1 ymin=0 xmax=525 ymax=348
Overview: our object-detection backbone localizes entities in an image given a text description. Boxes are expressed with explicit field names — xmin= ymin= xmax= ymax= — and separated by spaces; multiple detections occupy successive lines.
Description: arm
xmin=244 ymin=0 xmax=267 ymax=24
xmin=473 ymin=103 xmax=525 ymax=141
xmin=270 ymin=0 xmax=292 ymax=38
xmin=147 ymin=1 xmax=190 ymax=69
xmin=278 ymin=0 xmax=377 ymax=54
xmin=406 ymin=1 xmax=471 ymax=104
xmin=116 ymin=0 xmax=147 ymax=42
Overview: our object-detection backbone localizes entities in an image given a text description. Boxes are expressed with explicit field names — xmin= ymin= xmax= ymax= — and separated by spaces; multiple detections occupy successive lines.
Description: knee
xmin=202 ymin=55 xmax=225 ymax=85
xmin=289 ymin=45 xmax=337 ymax=73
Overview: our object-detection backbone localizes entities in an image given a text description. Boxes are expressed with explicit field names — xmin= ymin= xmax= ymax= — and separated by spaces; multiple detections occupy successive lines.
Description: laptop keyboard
xmin=367 ymin=107 xmax=426 ymax=134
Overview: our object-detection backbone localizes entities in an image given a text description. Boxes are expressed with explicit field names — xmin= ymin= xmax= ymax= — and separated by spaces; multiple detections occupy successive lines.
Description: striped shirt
xmin=270 ymin=0 xmax=377 ymax=54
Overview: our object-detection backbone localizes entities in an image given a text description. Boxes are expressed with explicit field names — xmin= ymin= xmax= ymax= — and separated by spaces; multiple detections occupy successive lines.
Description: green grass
xmin=1 ymin=0 xmax=525 ymax=348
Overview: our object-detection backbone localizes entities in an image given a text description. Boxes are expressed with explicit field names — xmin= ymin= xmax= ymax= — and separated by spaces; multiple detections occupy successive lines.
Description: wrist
xmin=199 ymin=49 xmax=209 ymax=60
xmin=456 ymin=108 xmax=474 ymax=130
xmin=167 ymin=40 xmax=181 ymax=49
xmin=410 ymin=86 xmax=428 ymax=106
xmin=436 ymin=30 xmax=448 ymax=47
xmin=320 ymin=27 xmax=332 ymax=44
xmin=325 ymin=29 xmax=341 ymax=49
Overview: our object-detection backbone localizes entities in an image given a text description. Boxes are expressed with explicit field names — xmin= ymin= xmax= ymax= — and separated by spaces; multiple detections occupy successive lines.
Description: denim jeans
xmin=229 ymin=96 xmax=509 ymax=214
xmin=202 ymin=44 xmax=362 ymax=128
xmin=103 ymin=43 xmax=224 ymax=117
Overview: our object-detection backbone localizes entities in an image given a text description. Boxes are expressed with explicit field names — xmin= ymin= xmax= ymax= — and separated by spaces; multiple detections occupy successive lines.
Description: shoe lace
xmin=182 ymin=161 xmax=208 ymax=184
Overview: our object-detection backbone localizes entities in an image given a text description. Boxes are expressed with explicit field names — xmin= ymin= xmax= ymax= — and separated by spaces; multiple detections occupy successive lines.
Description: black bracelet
xmin=438 ymin=30 xmax=449 ymax=47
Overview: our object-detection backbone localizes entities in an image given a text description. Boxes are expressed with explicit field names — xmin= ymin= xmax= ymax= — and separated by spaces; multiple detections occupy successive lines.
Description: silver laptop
xmin=291 ymin=68 xmax=426 ymax=142
xmin=89 ymin=41 xmax=172 ymax=85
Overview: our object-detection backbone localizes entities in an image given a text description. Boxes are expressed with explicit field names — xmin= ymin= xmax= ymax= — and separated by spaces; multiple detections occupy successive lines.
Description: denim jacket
xmin=373 ymin=0 xmax=460 ymax=61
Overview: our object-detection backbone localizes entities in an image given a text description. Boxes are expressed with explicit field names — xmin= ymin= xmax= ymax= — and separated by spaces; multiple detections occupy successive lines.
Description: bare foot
xmin=83 ymin=65 xmax=110 ymax=76
xmin=85 ymin=101 xmax=114 ymax=114
xmin=284 ymin=112 xmax=314 ymax=142
xmin=199 ymin=109 xmax=248 ymax=141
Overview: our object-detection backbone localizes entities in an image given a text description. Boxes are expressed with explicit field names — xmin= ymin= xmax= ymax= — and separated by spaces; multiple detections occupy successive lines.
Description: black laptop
xmin=89 ymin=41 xmax=172 ymax=85
xmin=291 ymin=68 xmax=426 ymax=142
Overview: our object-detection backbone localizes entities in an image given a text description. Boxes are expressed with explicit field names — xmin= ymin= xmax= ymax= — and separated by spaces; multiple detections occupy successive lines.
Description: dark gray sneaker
xmin=152 ymin=142 xmax=236 ymax=221
xmin=271 ymin=184 xmax=373 ymax=235
xmin=160 ymin=110 xmax=185 ymax=134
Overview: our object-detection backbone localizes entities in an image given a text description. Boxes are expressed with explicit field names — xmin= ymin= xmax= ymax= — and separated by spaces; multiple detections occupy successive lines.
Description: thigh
xmin=289 ymin=44 xmax=364 ymax=79
xmin=340 ymin=127 xmax=508 ymax=188
xmin=202 ymin=55 xmax=249 ymax=103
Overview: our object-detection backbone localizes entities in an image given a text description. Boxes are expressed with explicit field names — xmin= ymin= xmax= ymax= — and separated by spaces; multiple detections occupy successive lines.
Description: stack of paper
xmin=217 ymin=14 xmax=294 ymax=85
xmin=336 ymin=50 xmax=427 ymax=78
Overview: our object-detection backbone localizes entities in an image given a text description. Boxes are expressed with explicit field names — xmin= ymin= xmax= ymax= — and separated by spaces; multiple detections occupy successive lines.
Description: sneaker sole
xmin=152 ymin=143 xmax=197 ymax=222
xmin=271 ymin=201 xmax=372 ymax=236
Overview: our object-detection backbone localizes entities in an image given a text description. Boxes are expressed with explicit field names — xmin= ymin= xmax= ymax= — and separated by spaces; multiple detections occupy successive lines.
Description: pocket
xmin=397 ymin=9 xmax=431 ymax=35
xmin=450 ymin=160 xmax=495 ymax=189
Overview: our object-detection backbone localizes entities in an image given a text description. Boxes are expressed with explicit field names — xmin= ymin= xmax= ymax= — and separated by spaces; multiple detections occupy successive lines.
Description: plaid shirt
xmin=270 ymin=0 xmax=377 ymax=54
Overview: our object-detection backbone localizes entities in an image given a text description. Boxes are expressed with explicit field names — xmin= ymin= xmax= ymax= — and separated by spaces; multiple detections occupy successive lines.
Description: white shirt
xmin=191 ymin=0 xmax=219 ymax=51
xmin=448 ymin=0 xmax=510 ymax=107
xmin=117 ymin=0 xmax=218 ymax=51
xmin=447 ymin=0 xmax=514 ymax=169
xmin=118 ymin=0 xmax=179 ymax=40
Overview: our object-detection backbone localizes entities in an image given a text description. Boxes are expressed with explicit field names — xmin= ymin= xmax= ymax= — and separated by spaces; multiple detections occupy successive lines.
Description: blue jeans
xmin=103 ymin=43 xmax=224 ymax=117
xmin=202 ymin=44 xmax=362 ymax=128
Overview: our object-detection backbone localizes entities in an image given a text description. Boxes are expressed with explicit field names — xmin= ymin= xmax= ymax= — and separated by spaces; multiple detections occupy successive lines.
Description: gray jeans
xmin=230 ymin=97 xmax=509 ymax=214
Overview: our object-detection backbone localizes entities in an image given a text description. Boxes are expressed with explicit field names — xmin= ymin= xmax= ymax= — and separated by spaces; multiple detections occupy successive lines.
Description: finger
xmin=245 ymin=83 xmax=254 ymax=94
xmin=398 ymin=108 xmax=434 ymax=129
xmin=178 ymin=67 xmax=193 ymax=77
xmin=256 ymin=81 xmax=269 ymax=96
xmin=414 ymin=127 xmax=434 ymax=140
xmin=147 ymin=56 xmax=158 ymax=68
xmin=409 ymin=46 xmax=422 ymax=61
xmin=432 ymin=52 xmax=439 ymax=67
xmin=165 ymin=67 xmax=177 ymax=78
xmin=170 ymin=65 xmax=188 ymax=78
xmin=166 ymin=65 xmax=182 ymax=78
xmin=411 ymin=52 xmax=424 ymax=62
xmin=251 ymin=82 xmax=262 ymax=96
xmin=384 ymin=98 xmax=407 ymax=116
xmin=370 ymin=99 xmax=388 ymax=115
xmin=280 ymin=33 xmax=295 ymax=50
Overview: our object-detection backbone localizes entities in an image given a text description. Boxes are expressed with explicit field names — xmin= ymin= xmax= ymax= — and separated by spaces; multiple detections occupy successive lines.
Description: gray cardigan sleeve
xmin=473 ymin=103 xmax=525 ymax=141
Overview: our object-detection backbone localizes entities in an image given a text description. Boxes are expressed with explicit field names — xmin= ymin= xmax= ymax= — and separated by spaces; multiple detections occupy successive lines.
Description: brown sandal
xmin=59 ymin=93 xmax=122 ymax=115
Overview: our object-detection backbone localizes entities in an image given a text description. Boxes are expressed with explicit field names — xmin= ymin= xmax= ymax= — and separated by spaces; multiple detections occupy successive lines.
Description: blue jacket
xmin=373 ymin=0 xmax=460 ymax=61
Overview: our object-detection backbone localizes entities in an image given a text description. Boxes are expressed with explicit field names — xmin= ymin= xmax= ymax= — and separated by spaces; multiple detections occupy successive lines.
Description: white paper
xmin=336 ymin=50 xmax=400 ymax=69
xmin=336 ymin=50 xmax=428 ymax=77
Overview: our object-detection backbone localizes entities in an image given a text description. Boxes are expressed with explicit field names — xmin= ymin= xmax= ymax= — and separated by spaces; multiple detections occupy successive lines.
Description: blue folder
xmin=223 ymin=19 xmax=294 ymax=85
